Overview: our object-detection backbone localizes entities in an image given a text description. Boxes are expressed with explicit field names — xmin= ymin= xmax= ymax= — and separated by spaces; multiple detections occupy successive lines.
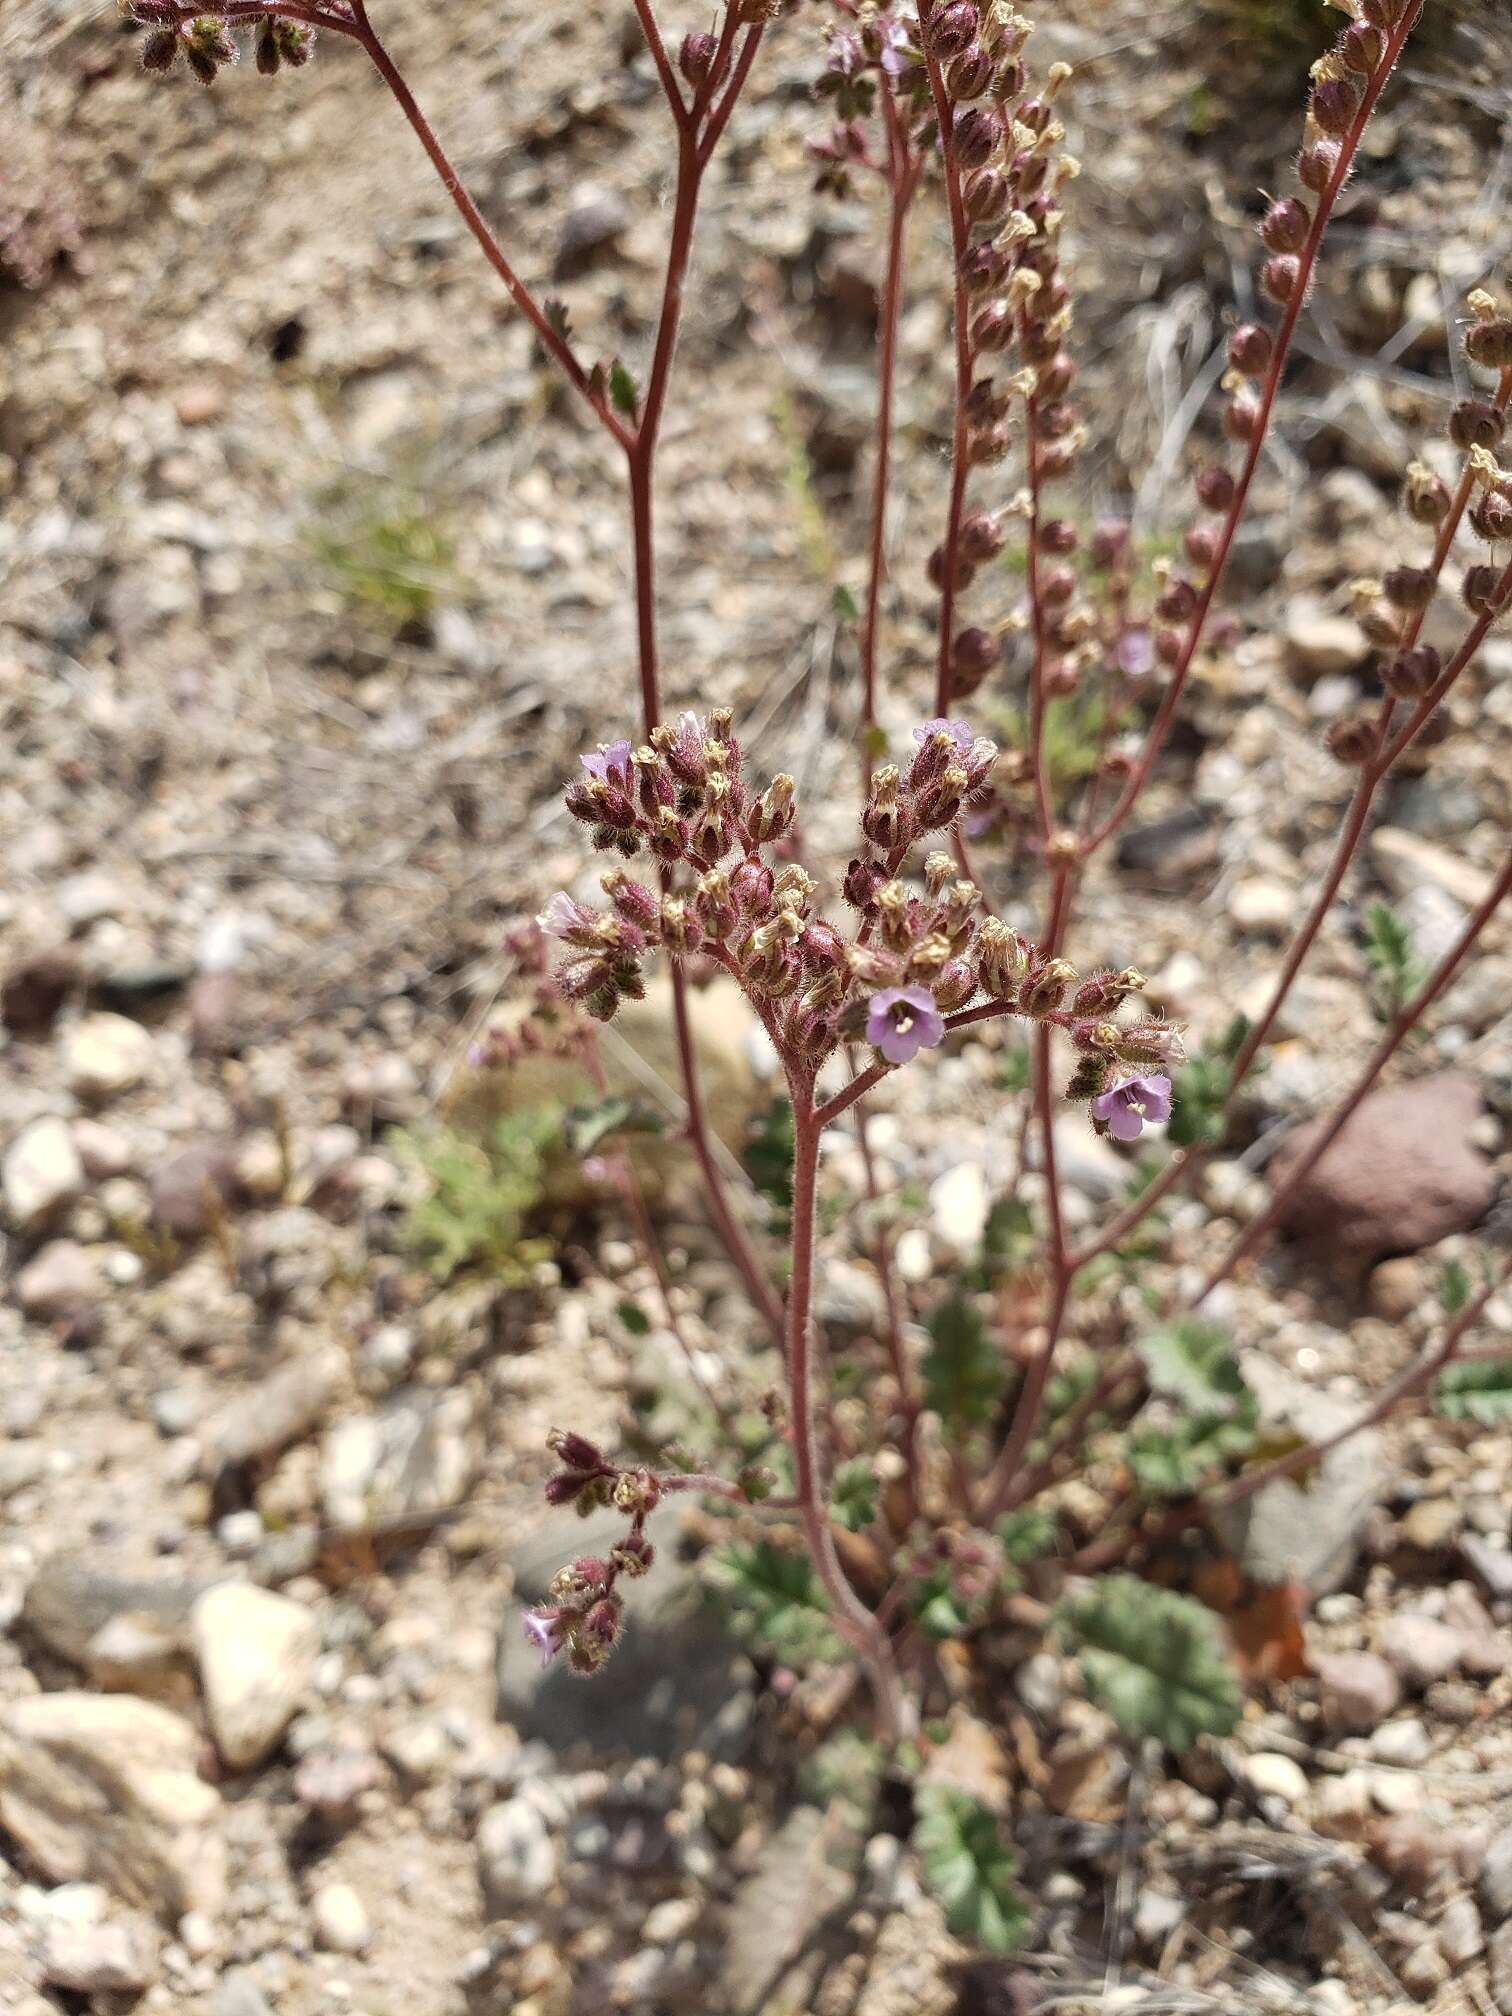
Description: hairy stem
xmin=923 ymin=49 xmax=974 ymax=717
xmin=860 ymin=108 xmax=917 ymax=752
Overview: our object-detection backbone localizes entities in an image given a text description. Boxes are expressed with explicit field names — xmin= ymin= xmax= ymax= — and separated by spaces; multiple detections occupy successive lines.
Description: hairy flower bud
xmin=843 ymin=854 xmax=884 ymax=911
xmin=963 ymin=168 xmax=1010 ymax=227
xmin=1449 ymin=400 xmax=1506 ymax=452
xmin=1462 ymin=564 xmax=1504 ymax=615
xmin=1340 ymin=21 xmax=1384 ymax=72
xmin=947 ymin=43 xmax=994 ymax=99
xmin=959 ymin=513 xmax=1004 ymax=565
xmin=679 ymin=30 xmax=717 ymax=83
xmin=1403 ymin=461 xmax=1451 ymax=526
xmin=1466 ymin=319 xmax=1512 ymax=371
xmin=1261 ymin=198 xmax=1310 ymax=254
xmin=960 ymin=243 xmax=1008 ymax=295
xmin=975 ymin=917 xmax=1027 ymax=998
xmin=1262 ymin=254 xmax=1301 ymax=306
xmin=1072 ymin=967 xmax=1146 ymax=1016
xmin=925 ymin=0 xmax=979 ymax=57
xmin=951 ymin=626 xmax=997 ymax=692
xmin=1224 ymin=393 xmax=1261 ymax=443
xmin=748 ymin=773 xmax=796 ymax=845
xmin=953 ymin=106 xmax=1000 ymax=170
xmin=1382 ymin=644 xmax=1440 ymax=699
xmin=1156 ymin=576 xmax=1199 ymax=623
xmin=933 ymin=959 xmax=977 ymax=1012
xmin=1310 ymin=75 xmax=1360 ymax=137
xmin=1471 ymin=487 xmax=1512 ymax=543
xmin=1324 ymin=715 xmax=1380 ymax=766
xmin=1195 ymin=464 xmax=1235 ymax=512
xmin=1227 ymin=323 xmax=1272 ymax=376
xmin=1298 ymin=139 xmax=1341 ymax=194
xmin=1381 ymin=565 xmax=1434 ymax=611
xmin=548 ymin=1428 xmax=605 ymax=1472
xmin=862 ymin=765 xmax=906 ymax=852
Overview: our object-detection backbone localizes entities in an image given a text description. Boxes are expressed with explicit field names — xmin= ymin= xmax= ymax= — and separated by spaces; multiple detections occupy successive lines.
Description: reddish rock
xmin=1268 ymin=1074 xmax=1495 ymax=1260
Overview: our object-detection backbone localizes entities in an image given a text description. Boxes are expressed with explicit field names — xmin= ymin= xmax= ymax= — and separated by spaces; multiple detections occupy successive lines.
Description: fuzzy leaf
xmin=1438 ymin=1258 xmax=1472 ymax=1317
xmin=562 ymin=1095 xmax=664 ymax=1157
xmin=608 ymin=360 xmax=640 ymax=417
xmin=1128 ymin=1396 xmax=1259 ymax=1497
xmin=711 ymin=1541 xmax=842 ymax=1664
xmin=1137 ymin=1317 xmax=1249 ymax=1418
xmin=1362 ymin=901 xmax=1426 ymax=1023
xmin=915 ymin=1787 xmax=1030 ymax=1952
xmin=923 ymin=1295 xmax=1005 ymax=1429
xmin=996 ymin=1506 xmax=1058 ymax=1566
xmin=1167 ymin=1014 xmax=1257 ymax=1149
xmin=1433 ymin=1357 xmax=1512 ymax=1428
xmin=1058 ymin=1574 xmax=1242 ymax=1750
xmin=830 ymin=1459 xmax=879 ymax=1533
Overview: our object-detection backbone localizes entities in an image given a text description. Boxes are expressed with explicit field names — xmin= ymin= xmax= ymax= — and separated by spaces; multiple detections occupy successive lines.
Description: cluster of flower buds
xmin=127 ymin=2 xmax=314 ymax=81
xmin=522 ymin=1431 xmax=660 ymax=1677
xmin=466 ymin=920 xmax=596 ymax=1071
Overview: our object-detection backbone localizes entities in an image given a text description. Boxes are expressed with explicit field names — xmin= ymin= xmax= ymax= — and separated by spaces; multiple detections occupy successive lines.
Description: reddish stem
xmin=923 ymin=49 xmax=975 ymax=717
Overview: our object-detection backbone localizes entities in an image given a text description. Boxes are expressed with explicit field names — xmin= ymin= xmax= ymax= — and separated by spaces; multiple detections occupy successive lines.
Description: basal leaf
xmin=923 ymin=1294 xmax=1005 ymax=1429
xmin=710 ymin=1540 xmax=842 ymax=1665
xmin=1057 ymin=1573 xmax=1242 ymax=1750
xmin=915 ymin=1787 xmax=1030 ymax=1952
xmin=1433 ymin=1357 xmax=1512 ymax=1428
xmin=1137 ymin=1316 xmax=1249 ymax=1418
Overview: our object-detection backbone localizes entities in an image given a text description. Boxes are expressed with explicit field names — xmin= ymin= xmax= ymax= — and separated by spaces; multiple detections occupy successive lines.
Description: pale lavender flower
xmin=866 ymin=985 xmax=946 ymax=1065
xmin=521 ymin=1607 xmax=569 ymax=1669
xmin=1115 ymin=625 xmax=1155 ymax=679
xmin=538 ymin=891 xmax=598 ymax=945
xmin=912 ymin=718 xmax=974 ymax=751
xmin=1091 ymin=1072 xmax=1172 ymax=1143
xmin=580 ymin=739 xmax=632 ymax=785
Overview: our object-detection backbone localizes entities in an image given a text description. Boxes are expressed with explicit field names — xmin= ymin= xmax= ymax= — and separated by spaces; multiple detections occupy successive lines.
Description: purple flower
xmin=912 ymin=718 xmax=974 ymax=751
xmin=521 ymin=1607 xmax=569 ymax=1669
xmin=580 ymin=739 xmax=632 ymax=786
xmin=866 ymin=985 xmax=946 ymax=1065
xmin=538 ymin=890 xmax=598 ymax=946
xmin=1091 ymin=1072 xmax=1172 ymax=1143
xmin=1115 ymin=625 xmax=1155 ymax=680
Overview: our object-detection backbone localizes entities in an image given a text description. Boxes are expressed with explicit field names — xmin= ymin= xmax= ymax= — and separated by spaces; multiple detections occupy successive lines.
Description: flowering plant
xmin=120 ymin=0 xmax=1510 ymax=1947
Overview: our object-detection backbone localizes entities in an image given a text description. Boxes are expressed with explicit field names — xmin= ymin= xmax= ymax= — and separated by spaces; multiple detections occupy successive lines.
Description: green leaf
xmin=978 ymin=1197 xmax=1036 ymax=1282
xmin=996 ymin=1506 xmax=1058 ymax=1567
xmin=394 ymin=1107 xmax=558 ymax=1284
xmin=562 ymin=1095 xmax=664 ymax=1157
xmin=608 ymin=360 xmax=640 ymax=418
xmin=1362 ymin=901 xmax=1427 ymax=1024
xmin=1127 ymin=1401 xmax=1258 ymax=1496
xmin=830 ymin=1459 xmax=879 ymax=1533
xmin=832 ymin=582 xmax=861 ymax=624
xmin=616 ymin=1297 xmax=651 ymax=1337
xmin=923 ymin=1294 xmax=1005 ymax=1429
xmin=1057 ymin=1574 xmax=1242 ymax=1750
xmin=742 ymin=1096 xmax=796 ymax=1227
xmin=1167 ymin=1013 xmax=1257 ymax=1150
xmin=911 ymin=1567 xmax=972 ymax=1641
xmin=1137 ymin=1317 xmax=1250 ymax=1418
xmin=1438 ymin=1259 xmax=1472 ymax=1317
xmin=710 ymin=1541 xmax=843 ymax=1665
xmin=915 ymin=1787 xmax=1030 ymax=1952
xmin=1433 ymin=1358 xmax=1512 ymax=1428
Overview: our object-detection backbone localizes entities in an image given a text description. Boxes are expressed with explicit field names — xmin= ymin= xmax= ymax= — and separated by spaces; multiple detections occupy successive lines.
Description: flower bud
xmin=1090 ymin=518 xmax=1129 ymax=567
xmin=975 ymin=917 xmax=1027 ymax=997
xmin=947 ymin=43 xmax=994 ymax=98
xmin=925 ymin=0 xmax=979 ymax=58
xmin=748 ymin=773 xmax=796 ymax=845
xmin=1404 ymin=462 xmax=1451 ymax=526
xmin=934 ymin=959 xmax=977 ymax=1012
xmin=1449 ymin=400 xmax=1505 ymax=452
xmin=1310 ymin=75 xmax=1360 ymax=136
xmin=969 ymin=421 xmax=1014 ymax=465
xmin=1224 ymin=394 xmax=1261 ymax=443
xmin=963 ymin=167 xmax=1010 ymax=226
xmin=1040 ymin=518 xmax=1078 ymax=556
xmin=1227 ymin=323 xmax=1272 ymax=376
xmin=951 ymin=625 xmax=997 ymax=685
xmin=970 ymin=300 xmax=1014 ymax=354
xmin=1462 ymin=564 xmax=1504 ymax=615
xmin=1196 ymin=464 xmax=1235 ymax=512
xmin=1016 ymin=94 xmax=1050 ymax=134
xmin=960 ymin=243 xmax=1008 ymax=295
xmin=959 ymin=513 xmax=1003 ymax=563
xmin=1466 ymin=319 xmax=1512 ymax=370
xmin=1040 ymin=565 xmax=1076 ymax=609
xmin=991 ymin=57 xmax=1025 ymax=102
xmin=1033 ymin=351 xmax=1073 ymax=400
xmin=843 ymin=854 xmax=884 ymax=911
xmin=1261 ymin=198 xmax=1310 ymax=254
xmin=1340 ymin=21 xmax=1385 ymax=72
xmin=547 ymin=1427 xmax=605 ymax=1474
xmin=1298 ymin=139 xmax=1341 ymax=194
xmin=1382 ymin=644 xmax=1440 ymax=699
xmin=679 ymin=30 xmax=717 ymax=84
xmin=1072 ymin=967 xmax=1146 ymax=1015
xmin=1324 ymin=715 xmax=1379 ymax=766
xmin=862 ymin=765 xmax=906 ymax=851
xmin=1471 ymin=488 xmax=1512 ymax=542
xmin=1382 ymin=565 xmax=1434 ymax=610
xmin=1262 ymin=255 xmax=1301 ymax=306
xmin=1156 ymin=577 xmax=1199 ymax=622
xmin=953 ymin=106 xmax=1000 ymax=169
xmin=610 ymin=1531 xmax=654 ymax=1577
xmin=1183 ymin=524 xmax=1219 ymax=570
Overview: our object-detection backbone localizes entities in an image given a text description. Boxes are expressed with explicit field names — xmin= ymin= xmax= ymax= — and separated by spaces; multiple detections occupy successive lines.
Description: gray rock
xmin=1479 ymin=1825 xmax=1512 ymax=1924
xmin=1460 ymin=1535 xmax=1512 ymax=1603
xmin=0 ymin=1693 xmax=225 ymax=1921
xmin=1380 ymin=1613 xmax=1465 ymax=1691
xmin=477 ymin=1796 xmax=559 ymax=1912
xmin=717 ymin=1806 xmax=852 ymax=2012
xmin=15 ymin=1240 xmax=105 ymax=1323
xmin=319 ymin=1386 xmax=478 ymax=1529
xmin=3 ymin=1117 xmax=84 ymax=1230
xmin=215 ymin=1968 xmax=276 ymax=2016
xmin=1219 ymin=1365 xmax=1386 ymax=1593
xmin=200 ymin=1347 xmax=344 ymax=1475
xmin=191 ymin=1583 xmax=318 ymax=1770
xmin=496 ymin=1502 xmax=753 ymax=1763
xmin=150 ymin=1141 xmax=242 ymax=1238
xmin=40 ymin=1911 xmax=160 ymax=1994
xmin=21 ymin=1553 xmax=206 ymax=1669
xmin=1317 ymin=1652 xmax=1401 ymax=1734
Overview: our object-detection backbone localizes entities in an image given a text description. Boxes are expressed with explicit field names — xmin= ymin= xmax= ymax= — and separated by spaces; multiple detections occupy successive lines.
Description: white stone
xmin=1243 ymin=1751 xmax=1310 ymax=1807
xmin=3 ymin=1118 xmax=84 ymax=1229
xmin=311 ymin=1881 xmax=370 ymax=1954
xmin=1228 ymin=878 xmax=1294 ymax=934
xmin=928 ymin=1161 xmax=989 ymax=1253
xmin=62 ymin=1013 xmax=156 ymax=1099
xmin=477 ymin=1796 xmax=559 ymax=1910
xmin=191 ymin=1583 xmax=319 ymax=1770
